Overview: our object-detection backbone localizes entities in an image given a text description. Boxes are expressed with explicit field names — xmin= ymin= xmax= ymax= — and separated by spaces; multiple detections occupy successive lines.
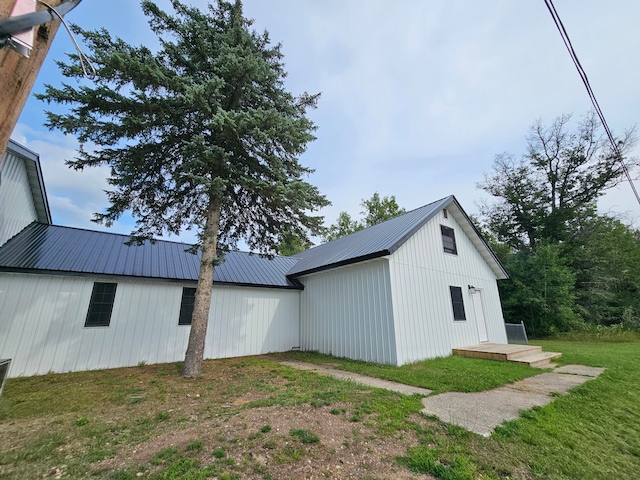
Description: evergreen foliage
xmin=38 ymin=0 xmax=329 ymax=376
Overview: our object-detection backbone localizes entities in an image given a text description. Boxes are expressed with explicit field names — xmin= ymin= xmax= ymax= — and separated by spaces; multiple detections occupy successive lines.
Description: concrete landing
xmin=420 ymin=364 xmax=604 ymax=436
xmin=453 ymin=343 xmax=562 ymax=367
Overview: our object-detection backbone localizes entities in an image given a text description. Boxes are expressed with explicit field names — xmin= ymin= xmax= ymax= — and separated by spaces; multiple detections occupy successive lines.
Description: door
xmin=471 ymin=291 xmax=489 ymax=342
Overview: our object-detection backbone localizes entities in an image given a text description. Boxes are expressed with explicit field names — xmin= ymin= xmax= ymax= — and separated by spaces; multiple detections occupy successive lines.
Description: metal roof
xmin=4 ymin=140 xmax=52 ymax=225
xmin=0 ymin=223 xmax=302 ymax=289
xmin=288 ymin=195 xmax=508 ymax=280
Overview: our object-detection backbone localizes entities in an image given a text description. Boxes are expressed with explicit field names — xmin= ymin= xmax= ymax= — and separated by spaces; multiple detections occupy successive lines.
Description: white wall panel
xmin=204 ymin=286 xmax=299 ymax=360
xmin=299 ymin=259 xmax=397 ymax=365
xmin=0 ymin=273 xmax=300 ymax=377
xmin=389 ymin=208 xmax=507 ymax=365
xmin=0 ymin=152 xmax=38 ymax=246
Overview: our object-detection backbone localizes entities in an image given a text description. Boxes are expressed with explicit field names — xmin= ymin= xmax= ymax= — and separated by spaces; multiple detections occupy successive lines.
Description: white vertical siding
xmin=389 ymin=208 xmax=507 ymax=365
xmin=0 ymin=273 xmax=300 ymax=377
xmin=204 ymin=286 xmax=299 ymax=360
xmin=298 ymin=259 xmax=397 ymax=365
xmin=0 ymin=152 xmax=38 ymax=246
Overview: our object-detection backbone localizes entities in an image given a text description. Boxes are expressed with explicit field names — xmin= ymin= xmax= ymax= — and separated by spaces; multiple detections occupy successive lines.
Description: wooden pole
xmin=0 ymin=0 xmax=65 ymax=163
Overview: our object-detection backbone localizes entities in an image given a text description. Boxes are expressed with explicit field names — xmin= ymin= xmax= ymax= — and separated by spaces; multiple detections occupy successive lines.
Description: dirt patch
xmin=95 ymin=403 xmax=427 ymax=479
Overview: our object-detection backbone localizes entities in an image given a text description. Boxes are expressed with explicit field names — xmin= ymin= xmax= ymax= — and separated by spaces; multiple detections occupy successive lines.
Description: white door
xmin=471 ymin=291 xmax=489 ymax=342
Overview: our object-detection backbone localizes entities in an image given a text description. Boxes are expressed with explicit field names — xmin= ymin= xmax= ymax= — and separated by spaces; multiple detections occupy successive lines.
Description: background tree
xmin=572 ymin=216 xmax=640 ymax=327
xmin=494 ymin=243 xmax=580 ymax=336
xmin=479 ymin=112 xmax=640 ymax=336
xmin=38 ymin=0 xmax=329 ymax=377
xmin=479 ymin=112 xmax=637 ymax=249
xmin=276 ymin=231 xmax=313 ymax=256
xmin=323 ymin=192 xmax=406 ymax=242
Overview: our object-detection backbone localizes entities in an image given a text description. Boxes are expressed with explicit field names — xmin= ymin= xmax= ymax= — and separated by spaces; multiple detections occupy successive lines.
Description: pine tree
xmin=38 ymin=0 xmax=329 ymax=377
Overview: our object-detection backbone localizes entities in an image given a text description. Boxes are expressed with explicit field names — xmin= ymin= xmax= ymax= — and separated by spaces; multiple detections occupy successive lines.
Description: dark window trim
xmin=85 ymin=282 xmax=117 ymax=327
xmin=441 ymin=225 xmax=458 ymax=255
xmin=178 ymin=287 xmax=197 ymax=325
xmin=449 ymin=285 xmax=466 ymax=321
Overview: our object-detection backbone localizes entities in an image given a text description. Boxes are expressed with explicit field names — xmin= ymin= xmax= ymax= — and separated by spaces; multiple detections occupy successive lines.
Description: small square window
xmin=85 ymin=282 xmax=117 ymax=327
xmin=178 ymin=287 xmax=197 ymax=325
xmin=449 ymin=286 xmax=466 ymax=321
xmin=441 ymin=225 xmax=457 ymax=255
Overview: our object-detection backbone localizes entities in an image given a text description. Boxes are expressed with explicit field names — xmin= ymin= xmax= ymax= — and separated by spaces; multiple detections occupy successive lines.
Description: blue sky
xmin=11 ymin=0 xmax=640 ymax=246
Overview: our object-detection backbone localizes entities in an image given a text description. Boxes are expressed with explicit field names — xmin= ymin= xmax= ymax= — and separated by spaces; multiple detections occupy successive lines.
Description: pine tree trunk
xmin=182 ymin=197 xmax=221 ymax=378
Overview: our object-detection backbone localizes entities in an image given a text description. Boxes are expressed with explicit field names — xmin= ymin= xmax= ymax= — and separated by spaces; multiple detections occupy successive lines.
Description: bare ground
xmin=0 ymin=358 xmax=435 ymax=479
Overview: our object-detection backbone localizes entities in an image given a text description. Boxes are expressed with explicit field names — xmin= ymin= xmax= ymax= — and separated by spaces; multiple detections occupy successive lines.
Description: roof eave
xmin=7 ymin=139 xmax=52 ymax=225
xmin=288 ymin=250 xmax=391 ymax=278
xmin=0 ymin=266 xmax=304 ymax=289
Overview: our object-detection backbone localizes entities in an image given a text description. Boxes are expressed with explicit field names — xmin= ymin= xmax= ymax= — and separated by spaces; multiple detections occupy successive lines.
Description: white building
xmin=0 ymin=141 xmax=508 ymax=377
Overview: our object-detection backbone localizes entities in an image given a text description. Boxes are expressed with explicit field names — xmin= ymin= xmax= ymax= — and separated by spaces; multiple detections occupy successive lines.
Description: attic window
xmin=443 ymin=208 xmax=448 ymax=218
xmin=85 ymin=282 xmax=117 ymax=327
xmin=178 ymin=287 xmax=197 ymax=325
xmin=449 ymin=286 xmax=466 ymax=321
xmin=440 ymin=225 xmax=457 ymax=255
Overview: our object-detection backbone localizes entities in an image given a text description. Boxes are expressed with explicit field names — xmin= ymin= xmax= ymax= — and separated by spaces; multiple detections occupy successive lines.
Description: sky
xmin=11 ymin=0 xmax=640 ymax=246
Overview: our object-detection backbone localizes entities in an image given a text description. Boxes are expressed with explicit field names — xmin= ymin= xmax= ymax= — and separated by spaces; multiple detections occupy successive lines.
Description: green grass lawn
xmin=1 ymin=341 xmax=638 ymax=479
xmin=478 ymin=340 xmax=640 ymax=479
xmin=279 ymin=350 xmax=542 ymax=394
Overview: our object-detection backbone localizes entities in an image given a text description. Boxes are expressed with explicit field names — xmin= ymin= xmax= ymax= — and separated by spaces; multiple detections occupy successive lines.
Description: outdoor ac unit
xmin=0 ymin=359 xmax=11 ymax=398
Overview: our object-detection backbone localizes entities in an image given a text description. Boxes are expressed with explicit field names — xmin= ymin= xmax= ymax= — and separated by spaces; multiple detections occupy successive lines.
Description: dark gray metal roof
xmin=288 ymin=196 xmax=453 ymax=277
xmin=288 ymin=195 xmax=508 ymax=280
xmin=0 ymin=223 xmax=301 ymax=289
xmin=5 ymin=139 xmax=52 ymax=225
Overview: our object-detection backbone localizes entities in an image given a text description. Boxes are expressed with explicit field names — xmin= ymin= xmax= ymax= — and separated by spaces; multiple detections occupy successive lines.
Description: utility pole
xmin=0 ymin=0 xmax=68 ymax=163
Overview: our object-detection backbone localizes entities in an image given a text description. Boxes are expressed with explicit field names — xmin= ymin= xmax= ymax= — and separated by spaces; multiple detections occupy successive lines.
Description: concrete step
xmin=509 ymin=351 xmax=562 ymax=368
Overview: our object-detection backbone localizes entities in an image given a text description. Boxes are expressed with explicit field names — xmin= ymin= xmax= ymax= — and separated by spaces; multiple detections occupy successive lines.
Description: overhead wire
xmin=543 ymin=0 xmax=640 ymax=205
xmin=36 ymin=0 xmax=96 ymax=79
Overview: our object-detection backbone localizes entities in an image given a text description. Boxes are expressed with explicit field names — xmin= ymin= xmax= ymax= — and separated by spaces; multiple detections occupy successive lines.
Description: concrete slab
xmin=280 ymin=361 xmax=433 ymax=396
xmin=420 ymin=388 xmax=551 ymax=437
xmin=281 ymin=358 xmax=605 ymax=438
xmin=507 ymin=372 xmax=592 ymax=395
xmin=555 ymin=364 xmax=605 ymax=377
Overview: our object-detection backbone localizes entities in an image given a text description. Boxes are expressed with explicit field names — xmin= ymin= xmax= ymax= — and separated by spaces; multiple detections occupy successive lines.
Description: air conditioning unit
xmin=0 ymin=359 xmax=11 ymax=398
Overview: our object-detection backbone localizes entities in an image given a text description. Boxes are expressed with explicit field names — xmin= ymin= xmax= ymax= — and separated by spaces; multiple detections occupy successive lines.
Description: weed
xmin=155 ymin=411 xmax=171 ymax=421
xmin=274 ymin=445 xmax=305 ymax=464
xmin=260 ymin=425 xmax=272 ymax=433
xmin=185 ymin=440 xmax=204 ymax=452
xmin=212 ymin=447 xmax=226 ymax=458
xmin=75 ymin=417 xmax=89 ymax=426
xmin=290 ymin=428 xmax=320 ymax=444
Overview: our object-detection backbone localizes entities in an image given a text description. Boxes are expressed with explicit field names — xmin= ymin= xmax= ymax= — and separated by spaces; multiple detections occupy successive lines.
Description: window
xmin=85 ymin=282 xmax=117 ymax=327
xmin=449 ymin=286 xmax=466 ymax=321
xmin=178 ymin=287 xmax=197 ymax=325
xmin=441 ymin=225 xmax=457 ymax=254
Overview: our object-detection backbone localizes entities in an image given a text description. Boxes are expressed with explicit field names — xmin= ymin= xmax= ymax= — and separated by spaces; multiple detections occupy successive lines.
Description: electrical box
xmin=0 ymin=359 xmax=11 ymax=398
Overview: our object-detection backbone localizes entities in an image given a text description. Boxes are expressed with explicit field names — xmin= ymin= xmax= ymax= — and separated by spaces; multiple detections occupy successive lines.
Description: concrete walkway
xmin=280 ymin=360 xmax=604 ymax=437
xmin=280 ymin=360 xmax=433 ymax=396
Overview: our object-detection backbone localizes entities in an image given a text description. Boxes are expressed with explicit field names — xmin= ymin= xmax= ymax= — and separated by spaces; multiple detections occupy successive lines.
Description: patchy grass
xmin=1 ymin=342 xmax=639 ymax=479
xmin=277 ymin=351 xmax=541 ymax=393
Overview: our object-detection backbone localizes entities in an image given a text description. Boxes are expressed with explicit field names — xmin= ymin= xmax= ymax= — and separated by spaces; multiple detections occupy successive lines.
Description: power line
xmin=543 ymin=0 xmax=640 ymax=205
